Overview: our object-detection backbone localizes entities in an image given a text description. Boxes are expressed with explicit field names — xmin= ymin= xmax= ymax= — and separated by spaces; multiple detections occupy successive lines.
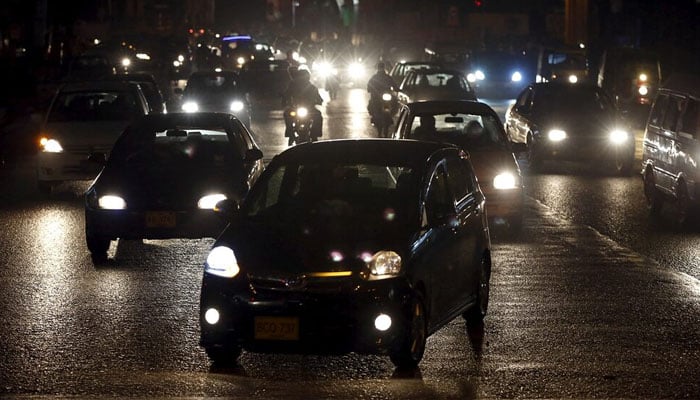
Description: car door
xmin=674 ymin=96 xmax=700 ymax=191
xmin=393 ymin=106 xmax=410 ymax=139
xmin=644 ymin=92 xmax=675 ymax=192
xmin=507 ymin=86 xmax=535 ymax=144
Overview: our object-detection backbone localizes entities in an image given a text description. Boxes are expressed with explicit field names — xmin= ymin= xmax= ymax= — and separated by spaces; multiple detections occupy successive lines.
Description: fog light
xmin=374 ymin=314 xmax=392 ymax=331
xmin=205 ymin=308 xmax=220 ymax=325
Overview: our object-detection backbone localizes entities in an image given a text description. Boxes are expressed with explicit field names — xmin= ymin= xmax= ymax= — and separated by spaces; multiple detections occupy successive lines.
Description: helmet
xmin=297 ymin=68 xmax=311 ymax=82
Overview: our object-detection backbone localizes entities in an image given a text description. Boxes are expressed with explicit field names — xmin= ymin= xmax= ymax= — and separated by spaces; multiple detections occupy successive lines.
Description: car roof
xmin=57 ymin=80 xmax=142 ymax=92
xmin=405 ymin=100 xmax=496 ymax=115
xmin=128 ymin=112 xmax=241 ymax=129
xmin=660 ymin=74 xmax=700 ymax=99
xmin=272 ymin=139 xmax=458 ymax=166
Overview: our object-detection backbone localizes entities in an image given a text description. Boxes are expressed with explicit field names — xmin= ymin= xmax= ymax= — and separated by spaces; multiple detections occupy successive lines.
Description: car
xmin=394 ymin=100 xmax=526 ymax=231
xmin=505 ymin=82 xmax=635 ymax=174
xmin=84 ymin=112 xmax=264 ymax=263
xmin=389 ymin=60 xmax=443 ymax=84
xmin=37 ymin=80 xmax=151 ymax=194
xmin=198 ymin=139 xmax=491 ymax=369
xmin=220 ymin=34 xmax=274 ymax=70
xmin=641 ymin=73 xmax=700 ymax=225
xmin=180 ymin=70 xmax=252 ymax=128
xmin=535 ymin=45 xmax=588 ymax=84
xmin=397 ymin=68 xmax=476 ymax=105
xmin=466 ymin=50 xmax=534 ymax=99
xmin=109 ymin=73 xmax=168 ymax=114
xmin=240 ymin=59 xmax=293 ymax=104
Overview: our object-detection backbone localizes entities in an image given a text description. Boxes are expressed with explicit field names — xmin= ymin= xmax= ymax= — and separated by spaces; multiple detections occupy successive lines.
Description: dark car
xmin=397 ymin=68 xmax=476 ymax=105
xmin=467 ymin=50 xmax=534 ymax=99
xmin=180 ymin=70 xmax=251 ymax=128
xmin=199 ymin=139 xmax=491 ymax=369
xmin=389 ymin=60 xmax=444 ymax=84
xmin=240 ymin=59 xmax=293 ymax=105
xmin=109 ymin=73 xmax=168 ymax=114
xmin=394 ymin=100 xmax=525 ymax=231
xmin=505 ymin=82 xmax=635 ymax=174
xmin=84 ymin=112 xmax=264 ymax=263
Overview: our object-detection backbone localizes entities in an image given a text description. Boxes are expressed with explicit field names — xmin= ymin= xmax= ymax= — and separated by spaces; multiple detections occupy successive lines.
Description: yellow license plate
xmin=254 ymin=316 xmax=299 ymax=341
xmin=145 ymin=211 xmax=176 ymax=228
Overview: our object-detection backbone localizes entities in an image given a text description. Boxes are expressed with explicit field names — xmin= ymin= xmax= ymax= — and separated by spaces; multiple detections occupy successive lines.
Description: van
xmin=641 ymin=73 xmax=700 ymax=224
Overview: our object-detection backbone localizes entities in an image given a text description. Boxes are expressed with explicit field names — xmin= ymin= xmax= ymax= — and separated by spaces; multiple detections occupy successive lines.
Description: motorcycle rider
xmin=366 ymin=62 xmax=398 ymax=124
xmin=283 ymin=68 xmax=323 ymax=145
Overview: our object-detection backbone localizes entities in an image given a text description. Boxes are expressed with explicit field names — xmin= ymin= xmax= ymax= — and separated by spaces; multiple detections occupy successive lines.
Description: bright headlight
xmin=316 ymin=61 xmax=333 ymax=77
xmin=40 ymin=137 xmax=63 ymax=153
xmin=121 ymin=57 xmax=131 ymax=67
xmin=230 ymin=100 xmax=245 ymax=112
xmin=205 ymin=246 xmax=240 ymax=278
xmin=475 ymin=70 xmax=485 ymax=80
xmin=296 ymin=107 xmax=309 ymax=118
xmin=568 ymin=74 xmax=578 ymax=84
xmin=609 ymin=129 xmax=629 ymax=144
xmin=467 ymin=73 xmax=476 ymax=83
xmin=136 ymin=52 xmax=150 ymax=60
xmin=364 ymin=250 xmax=402 ymax=280
xmin=638 ymin=85 xmax=649 ymax=96
xmin=638 ymin=73 xmax=648 ymax=82
xmin=98 ymin=195 xmax=126 ymax=210
xmin=511 ymin=71 xmax=522 ymax=82
xmin=236 ymin=56 xmax=246 ymax=65
xmin=178 ymin=54 xmax=185 ymax=62
xmin=173 ymin=60 xmax=181 ymax=67
xmin=348 ymin=62 xmax=366 ymax=79
xmin=381 ymin=92 xmax=392 ymax=101
xmin=493 ymin=172 xmax=517 ymax=190
xmin=198 ymin=194 xmax=227 ymax=209
xmin=548 ymin=129 xmax=567 ymax=142
xmin=182 ymin=101 xmax=199 ymax=113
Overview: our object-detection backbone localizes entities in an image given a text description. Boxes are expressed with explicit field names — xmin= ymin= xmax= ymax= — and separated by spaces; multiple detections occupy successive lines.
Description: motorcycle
xmin=370 ymin=92 xmax=398 ymax=138
xmin=286 ymin=105 xmax=314 ymax=145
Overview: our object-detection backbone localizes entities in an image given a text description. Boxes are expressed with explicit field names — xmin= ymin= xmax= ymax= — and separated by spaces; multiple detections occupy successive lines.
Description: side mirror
xmin=87 ymin=152 xmax=107 ymax=165
xmin=214 ymin=198 xmax=240 ymax=220
xmin=244 ymin=148 xmax=264 ymax=162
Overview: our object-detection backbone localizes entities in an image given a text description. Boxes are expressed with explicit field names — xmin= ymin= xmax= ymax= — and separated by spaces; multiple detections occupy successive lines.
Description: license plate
xmin=145 ymin=211 xmax=176 ymax=228
xmin=254 ymin=316 xmax=299 ymax=341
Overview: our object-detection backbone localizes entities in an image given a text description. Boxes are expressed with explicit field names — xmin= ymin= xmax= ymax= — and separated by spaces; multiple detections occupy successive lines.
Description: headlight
xmin=296 ymin=107 xmax=309 ymax=118
xmin=467 ymin=73 xmax=477 ymax=83
xmin=198 ymin=193 xmax=227 ymax=209
xmin=638 ymin=73 xmax=648 ymax=82
xmin=363 ymin=250 xmax=401 ymax=280
xmin=39 ymin=137 xmax=63 ymax=153
xmin=230 ymin=100 xmax=245 ymax=112
xmin=173 ymin=60 xmax=181 ymax=67
xmin=136 ymin=52 xmax=150 ymax=60
xmin=205 ymin=246 xmax=240 ymax=278
xmin=381 ymin=92 xmax=392 ymax=101
xmin=236 ymin=56 xmax=246 ymax=65
xmin=493 ymin=172 xmax=518 ymax=190
xmin=638 ymin=85 xmax=649 ymax=96
xmin=475 ymin=70 xmax=485 ymax=81
xmin=568 ymin=74 xmax=578 ymax=84
xmin=98 ymin=195 xmax=126 ymax=210
xmin=609 ymin=129 xmax=629 ymax=144
xmin=511 ymin=71 xmax=522 ymax=82
xmin=347 ymin=62 xmax=366 ymax=79
xmin=178 ymin=54 xmax=185 ymax=62
xmin=316 ymin=61 xmax=333 ymax=77
xmin=548 ymin=129 xmax=567 ymax=142
xmin=182 ymin=101 xmax=199 ymax=113
xmin=121 ymin=57 xmax=131 ymax=67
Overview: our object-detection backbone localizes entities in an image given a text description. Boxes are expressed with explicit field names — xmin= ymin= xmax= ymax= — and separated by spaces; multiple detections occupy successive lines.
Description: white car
xmin=37 ymin=81 xmax=150 ymax=194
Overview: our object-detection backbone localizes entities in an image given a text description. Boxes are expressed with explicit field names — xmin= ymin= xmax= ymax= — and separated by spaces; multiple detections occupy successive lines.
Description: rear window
xmin=48 ymin=90 xmax=141 ymax=122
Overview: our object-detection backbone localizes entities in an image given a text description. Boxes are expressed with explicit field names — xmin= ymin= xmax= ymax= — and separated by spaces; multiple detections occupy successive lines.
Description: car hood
xmin=44 ymin=121 xmax=129 ymax=148
xmin=534 ymin=112 xmax=620 ymax=137
xmin=224 ymin=210 xmax=413 ymax=277
xmin=93 ymin=165 xmax=243 ymax=209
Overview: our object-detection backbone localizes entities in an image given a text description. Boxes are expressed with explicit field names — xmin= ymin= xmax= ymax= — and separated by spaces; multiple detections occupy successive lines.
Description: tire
xmin=463 ymin=254 xmax=491 ymax=326
xmin=389 ymin=293 xmax=427 ymax=370
xmin=675 ymin=182 xmax=692 ymax=227
xmin=205 ymin=345 xmax=242 ymax=366
xmin=527 ymin=136 xmax=542 ymax=172
xmin=643 ymin=169 xmax=663 ymax=215
xmin=86 ymin=235 xmax=110 ymax=264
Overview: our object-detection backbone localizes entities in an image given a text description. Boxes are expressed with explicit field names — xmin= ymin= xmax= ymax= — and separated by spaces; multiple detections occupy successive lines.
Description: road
xmin=0 ymin=87 xmax=698 ymax=399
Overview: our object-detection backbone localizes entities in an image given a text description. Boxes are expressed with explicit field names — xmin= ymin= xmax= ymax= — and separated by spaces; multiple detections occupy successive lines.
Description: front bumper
xmin=85 ymin=207 xmax=226 ymax=240
xmin=37 ymin=151 xmax=103 ymax=182
xmin=535 ymin=137 xmax=634 ymax=162
xmin=199 ymin=274 xmax=414 ymax=355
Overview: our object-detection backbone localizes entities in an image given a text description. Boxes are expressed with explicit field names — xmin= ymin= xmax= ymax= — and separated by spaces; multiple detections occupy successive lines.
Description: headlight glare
xmin=236 ymin=56 xmax=246 ymax=65
xmin=40 ymin=137 xmax=63 ymax=153
xmin=230 ymin=100 xmax=245 ymax=112
xmin=493 ymin=172 xmax=518 ymax=190
xmin=182 ymin=101 xmax=199 ymax=113
xmin=98 ymin=195 xmax=126 ymax=210
xmin=382 ymin=93 xmax=392 ymax=101
xmin=198 ymin=194 xmax=227 ymax=209
xmin=296 ymin=107 xmax=309 ymax=118
xmin=121 ymin=57 xmax=131 ymax=67
xmin=609 ymin=129 xmax=629 ymax=144
xmin=568 ymin=74 xmax=578 ymax=83
xmin=548 ymin=129 xmax=567 ymax=142
xmin=638 ymin=85 xmax=649 ymax=96
xmin=511 ymin=71 xmax=522 ymax=82
xmin=205 ymin=246 xmax=240 ymax=278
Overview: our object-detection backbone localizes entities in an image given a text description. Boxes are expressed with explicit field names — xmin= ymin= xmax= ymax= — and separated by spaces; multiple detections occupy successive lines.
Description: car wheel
xmin=675 ymin=182 xmax=692 ymax=227
xmin=527 ymin=136 xmax=541 ymax=172
xmin=205 ymin=345 xmax=242 ymax=366
xmin=389 ymin=293 xmax=427 ymax=370
xmin=643 ymin=169 xmax=663 ymax=215
xmin=86 ymin=235 xmax=110 ymax=263
xmin=464 ymin=254 xmax=491 ymax=326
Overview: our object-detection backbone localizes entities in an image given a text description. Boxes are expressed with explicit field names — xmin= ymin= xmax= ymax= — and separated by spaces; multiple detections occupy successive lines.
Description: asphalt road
xmin=0 ymin=87 xmax=698 ymax=399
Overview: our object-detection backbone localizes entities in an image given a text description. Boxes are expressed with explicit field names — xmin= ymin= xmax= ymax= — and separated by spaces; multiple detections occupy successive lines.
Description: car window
xmin=446 ymin=155 xmax=475 ymax=203
xmin=679 ymin=98 xmax=700 ymax=138
xmin=409 ymin=112 xmax=508 ymax=150
xmin=424 ymin=165 xmax=454 ymax=223
xmin=649 ymin=93 xmax=669 ymax=127
xmin=662 ymin=96 xmax=683 ymax=132
xmin=48 ymin=90 xmax=141 ymax=122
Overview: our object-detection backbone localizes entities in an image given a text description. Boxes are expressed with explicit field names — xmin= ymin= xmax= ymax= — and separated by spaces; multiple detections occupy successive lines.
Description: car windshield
xmin=244 ymin=161 xmax=419 ymax=226
xmin=185 ymin=74 xmax=239 ymax=95
xmin=412 ymin=72 xmax=467 ymax=90
xmin=537 ymin=86 xmax=613 ymax=114
xmin=48 ymin=91 xmax=141 ymax=122
xmin=410 ymin=112 xmax=508 ymax=150
xmin=110 ymin=128 xmax=237 ymax=170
